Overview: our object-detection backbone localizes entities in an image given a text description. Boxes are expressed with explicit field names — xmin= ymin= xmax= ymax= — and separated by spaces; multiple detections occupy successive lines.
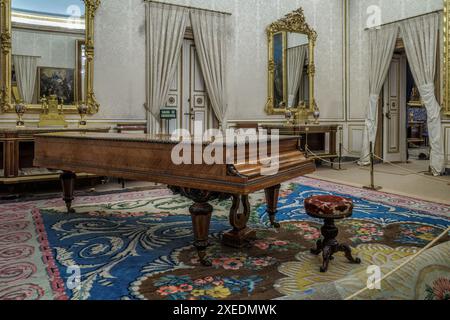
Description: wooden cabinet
xmin=0 ymin=126 xmax=110 ymax=184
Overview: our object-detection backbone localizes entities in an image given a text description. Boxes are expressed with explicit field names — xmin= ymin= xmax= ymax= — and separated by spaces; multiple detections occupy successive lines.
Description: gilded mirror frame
xmin=0 ymin=0 xmax=100 ymax=114
xmin=265 ymin=8 xmax=317 ymax=115
xmin=443 ymin=0 xmax=450 ymax=115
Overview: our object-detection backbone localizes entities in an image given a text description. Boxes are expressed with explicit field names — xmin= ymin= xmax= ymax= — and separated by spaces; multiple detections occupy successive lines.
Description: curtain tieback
xmin=418 ymin=83 xmax=442 ymax=120
xmin=418 ymin=83 xmax=435 ymax=99
xmin=366 ymin=94 xmax=379 ymax=123
xmin=369 ymin=94 xmax=379 ymax=107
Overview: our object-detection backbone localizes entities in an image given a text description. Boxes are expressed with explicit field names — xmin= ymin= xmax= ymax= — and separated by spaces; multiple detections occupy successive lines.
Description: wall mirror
xmin=0 ymin=0 xmax=100 ymax=114
xmin=265 ymin=8 xmax=317 ymax=115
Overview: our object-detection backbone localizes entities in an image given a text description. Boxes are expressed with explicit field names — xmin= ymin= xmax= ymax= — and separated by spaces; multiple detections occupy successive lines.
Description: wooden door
xmin=181 ymin=39 xmax=213 ymax=136
xmin=383 ymin=55 xmax=407 ymax=162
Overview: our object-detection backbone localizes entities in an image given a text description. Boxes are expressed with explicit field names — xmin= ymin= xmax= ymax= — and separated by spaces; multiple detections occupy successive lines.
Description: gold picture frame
xmin=265 ymin=8 xmax=317 ymax=115
xmin=0 ymin=0 xmax=100 ymax=114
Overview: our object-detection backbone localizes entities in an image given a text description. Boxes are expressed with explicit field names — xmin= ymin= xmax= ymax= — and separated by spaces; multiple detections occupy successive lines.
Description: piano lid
xmin=35 ymin=132 xmax=299 ymax=146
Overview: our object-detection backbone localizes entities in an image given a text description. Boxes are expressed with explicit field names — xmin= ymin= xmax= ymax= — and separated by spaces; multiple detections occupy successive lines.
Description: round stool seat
xmin=304 ymin=195 xmax=353 ymax=219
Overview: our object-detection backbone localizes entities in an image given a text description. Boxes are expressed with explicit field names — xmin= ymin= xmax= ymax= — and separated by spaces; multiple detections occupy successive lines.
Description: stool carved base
xmin=311 ymin=219 xmax=361 ymax=272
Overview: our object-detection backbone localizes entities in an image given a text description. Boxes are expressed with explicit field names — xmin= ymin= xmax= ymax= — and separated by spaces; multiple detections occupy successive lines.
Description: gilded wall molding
xmin=0 ymin=0 xmax=12 ymax=112
xmin=444 ymin=0 xmax=450 ymax=115
xmin=0 ymin=0 xmax=101 ymax=114
xmin=83 ymin=0 xmax=101 ymax=114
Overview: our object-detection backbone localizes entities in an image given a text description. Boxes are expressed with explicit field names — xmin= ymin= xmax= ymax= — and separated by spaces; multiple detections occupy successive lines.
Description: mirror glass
xmin=286 ymin=32 xmax=309 ymax=109
xmin=11 ymin=0 xmax=86 ymax=106
xmin=272 ymin=31 xmax=309 ymax=110
xmin=273 ymin=32 xmax=284 ymax=109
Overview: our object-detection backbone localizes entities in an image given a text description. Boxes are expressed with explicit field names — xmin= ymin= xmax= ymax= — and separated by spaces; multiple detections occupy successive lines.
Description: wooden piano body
xmin=34 ymin=132 xmax=315 ymax=265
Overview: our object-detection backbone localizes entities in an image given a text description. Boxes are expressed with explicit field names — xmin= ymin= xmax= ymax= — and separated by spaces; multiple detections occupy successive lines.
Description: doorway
xmin=161 ymin=33 xmax=218 ymax=136
xmin=379 ymin=40 xmax=434 ymax=169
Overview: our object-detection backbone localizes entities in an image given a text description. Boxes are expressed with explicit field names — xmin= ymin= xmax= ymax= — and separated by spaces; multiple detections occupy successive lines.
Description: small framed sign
xmin=160 ymin=109 xmax=177 ymax=120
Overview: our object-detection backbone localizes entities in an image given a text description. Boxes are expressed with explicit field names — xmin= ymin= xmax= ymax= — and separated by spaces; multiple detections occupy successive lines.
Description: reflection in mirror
xmin=11 ymin=0 xmax=86 ymax=106
xmin=77 ymin=39 xmax=86 ymax=103
xmin=273 ymin=32 xmax=284 ymax=109
xmin=287 ymin=32 xmax=308 ymax=108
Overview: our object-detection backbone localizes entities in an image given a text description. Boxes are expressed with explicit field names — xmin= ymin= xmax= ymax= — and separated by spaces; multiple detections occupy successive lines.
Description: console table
xmin=262 ymin=124 xmax=340 ymax=164
xmin=116 ymin=123 xmax=147 ymax=134
xmin=407 ymin=121 xmax=427 ymax=147
xmin=0 ymin=126 xmax=110 ymax=184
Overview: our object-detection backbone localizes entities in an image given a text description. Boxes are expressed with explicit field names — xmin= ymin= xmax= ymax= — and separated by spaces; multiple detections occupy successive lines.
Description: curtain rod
xmin=364 ymin=9 xmax=442 ymax=30
xmin=144 ymin=0 xmax=232 ymax=16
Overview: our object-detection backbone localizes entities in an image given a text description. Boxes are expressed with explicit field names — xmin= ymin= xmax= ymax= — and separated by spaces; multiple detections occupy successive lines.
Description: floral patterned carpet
xmin=0 ymin=177 xmax=449 ymax=300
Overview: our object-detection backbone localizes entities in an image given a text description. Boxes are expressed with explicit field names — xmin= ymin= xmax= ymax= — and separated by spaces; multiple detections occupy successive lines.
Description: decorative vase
xmin=313 ymin=104 xmax=320 ymax=125
xmin=77 ymin=103 xmax=88 ymax=127
xmin=15 ymin=102 xmax=26 ymax=127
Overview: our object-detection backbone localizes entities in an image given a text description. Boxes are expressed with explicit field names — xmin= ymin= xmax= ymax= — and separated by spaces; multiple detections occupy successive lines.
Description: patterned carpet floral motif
xmin=0 ymin=177 xmax=449 ymax=300
xmin=345 ymin=221 xmax=384 ymax=243
xmin=425 ymin=278 xmax=450 ymax=300
xmin=396 ymin=224 xmax=444 ymax=246
xmin=154 ymin=275 xmax=262 ymax=300
xmin=191 ymin=249 xmax=278 ymax=271
xmin=283 ymin=222 xmax=320 ymax=242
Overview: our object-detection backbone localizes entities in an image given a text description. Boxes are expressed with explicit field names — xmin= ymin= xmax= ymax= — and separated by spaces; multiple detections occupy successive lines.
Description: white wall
xmin=91 ymin=0 xmax=345 ymax=122
xmin=93 ymin=0 xmax=146 ymax=121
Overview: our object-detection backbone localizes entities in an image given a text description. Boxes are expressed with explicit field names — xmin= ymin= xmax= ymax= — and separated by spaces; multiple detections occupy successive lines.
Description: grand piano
xmin=34 ymin=132 xmax=315 ymax=265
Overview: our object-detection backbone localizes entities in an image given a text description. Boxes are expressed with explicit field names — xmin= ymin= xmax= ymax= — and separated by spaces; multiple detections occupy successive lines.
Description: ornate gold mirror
xmin=265 ymin=8 xmax=317 ymax=115
xmin=0 ymin=0 xmax=100 ymax=114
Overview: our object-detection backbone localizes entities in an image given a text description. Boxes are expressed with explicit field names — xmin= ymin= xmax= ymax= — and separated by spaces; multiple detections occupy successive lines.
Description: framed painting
xmin=38 ymin=67 xmax=75 ymax=105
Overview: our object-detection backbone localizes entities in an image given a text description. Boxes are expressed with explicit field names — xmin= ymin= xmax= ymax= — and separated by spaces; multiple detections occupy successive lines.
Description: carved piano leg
xmin=264 ymin=184 xmax=281 ymax=228
xmin=169 ymin=187 xmax=226 ymax=267
xmin=189 ymin=202 xmax=213 ymax=267
xmin=60 ymin=171 xmax=76 ymax=214
xmin=222 ymin=195 xmax=257 ymax=248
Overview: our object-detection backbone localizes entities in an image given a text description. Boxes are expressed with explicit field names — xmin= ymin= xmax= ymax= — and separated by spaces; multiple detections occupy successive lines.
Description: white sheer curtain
xmin=287 ymin=45 xmax=307 ymax=107
xmin=400 ymin=13 xmax=445 ymax=175
xmin=13 ymin=55 xmax=38 ymax=104
xmin=359 ymin=25 xmax=398 ymax=165
xmin=146 ymin=2 xmax=188 ymax=134
xmin=190 ymin=10 xmax=230 ymax=130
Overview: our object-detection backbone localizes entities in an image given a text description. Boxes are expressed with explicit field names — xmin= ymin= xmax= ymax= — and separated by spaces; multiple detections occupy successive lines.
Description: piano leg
xmin=264 ymin=184 xmax=281 ymax=228
xmin=168 ymin=186 xmax=230 ymax=266
xmin=189 ymin=202 xmax=213 ymax=267
xmin=222 ymin=195 xmax=257 ymax=248
xmin=60 ymin=171 xmax=76 ymax=214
